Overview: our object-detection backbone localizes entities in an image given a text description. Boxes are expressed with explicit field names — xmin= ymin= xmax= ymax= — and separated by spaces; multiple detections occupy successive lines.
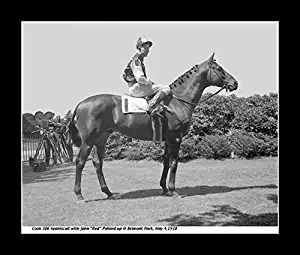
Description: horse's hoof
xmin=163 ymin=191 xmax=181 ymax=197
xmin=160 ymin=189 xmax=169 ymax=196
xmin=170 ymin=191 xmax=181 ymax=198
xmin=77 ymin=199 xmax=86 ymax=204
xmin=107 ymin=193 xmax=121 ymax=200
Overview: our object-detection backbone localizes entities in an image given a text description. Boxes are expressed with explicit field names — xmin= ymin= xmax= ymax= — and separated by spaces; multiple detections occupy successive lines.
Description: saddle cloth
xmin=121 ymin=95 xmax=148 ymax=113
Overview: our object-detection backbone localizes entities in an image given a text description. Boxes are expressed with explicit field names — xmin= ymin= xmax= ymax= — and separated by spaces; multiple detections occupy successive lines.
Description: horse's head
xmin=204 ymin=53 xmax=238 ymax=92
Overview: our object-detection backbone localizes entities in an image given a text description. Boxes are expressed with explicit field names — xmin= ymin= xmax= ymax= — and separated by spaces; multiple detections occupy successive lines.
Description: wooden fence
xmin=22 ymin=133 xmax=80 ymax=162
xmin=22 ymin=134 xmax=44 ymax=162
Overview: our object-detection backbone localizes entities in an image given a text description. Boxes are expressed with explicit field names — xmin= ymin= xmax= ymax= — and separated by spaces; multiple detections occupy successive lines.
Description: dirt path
xmin=22 ymin=157 xmax=278 ymax=226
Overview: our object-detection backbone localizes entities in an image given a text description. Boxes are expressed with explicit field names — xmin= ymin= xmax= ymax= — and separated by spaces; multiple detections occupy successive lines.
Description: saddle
xmin=121 ymin=94 xmax=165 ymax=142
xmin=121 ymin=93 xmax=190 ymax=141
xmin=123 ymin=93 xmax=171 ymax=116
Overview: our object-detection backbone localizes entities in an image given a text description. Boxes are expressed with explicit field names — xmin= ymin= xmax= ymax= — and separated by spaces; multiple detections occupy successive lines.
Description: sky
xmin=22 ymin=21 xmax=278 ymax=117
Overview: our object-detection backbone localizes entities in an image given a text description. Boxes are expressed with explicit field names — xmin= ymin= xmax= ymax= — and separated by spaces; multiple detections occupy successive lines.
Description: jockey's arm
xmin=131 ymin=59 xmax=152 ymax=86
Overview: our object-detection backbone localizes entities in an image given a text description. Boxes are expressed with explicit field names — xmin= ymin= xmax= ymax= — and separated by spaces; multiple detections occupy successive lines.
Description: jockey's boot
xmin=146 ymin=90 xmax=168 ymax=116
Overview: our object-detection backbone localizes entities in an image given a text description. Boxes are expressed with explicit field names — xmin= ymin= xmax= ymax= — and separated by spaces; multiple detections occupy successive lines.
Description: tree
xmin=22 ymin=113 xmax=38 ymax=134
xmin=44 ymin=111 xmax=55 ymax=120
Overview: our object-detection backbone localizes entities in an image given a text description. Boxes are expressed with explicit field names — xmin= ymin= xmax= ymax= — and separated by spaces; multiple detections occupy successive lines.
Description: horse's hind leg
xmin=92 ymin=132 xmax=115 ymax=199
xmin=74 ymin=143 xmax=93 ymax=202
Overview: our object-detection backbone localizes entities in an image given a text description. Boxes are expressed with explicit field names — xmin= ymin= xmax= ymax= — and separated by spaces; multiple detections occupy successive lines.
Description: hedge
xmin=102 ymin=93 xmax=278 ymax=161
xmin=103 ymin=130 xmax=277 ymax=161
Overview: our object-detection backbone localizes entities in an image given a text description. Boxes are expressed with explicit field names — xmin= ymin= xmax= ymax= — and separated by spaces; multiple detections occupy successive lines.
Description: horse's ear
xmin=209 ymin=52 xmax=215 ymax=61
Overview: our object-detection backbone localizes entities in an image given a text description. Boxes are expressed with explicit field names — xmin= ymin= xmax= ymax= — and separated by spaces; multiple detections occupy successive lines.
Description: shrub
xmin=252 ymin=133 xmax=278 ymax=157
xmin=106 ymin=136 xmax=164 ymax=161
xmin=104 ymin=132 xmax=129 ymax=160
xmin=180 ymin=134 xmax=232 ymax=161
xmin=22 ymin=113 xmax=39 ymax=134
xmin=181 ymin=131 xmax=278 ymax=161
xmin=194 ymin=135 xmax=231 ymax=160
xmin=230 ymin=131 xmax=277 ymax=159
xmin=189 ymin=93 xmax=278 ymax=138
xmin=179 ymin=137 xmax=199 ymax=162
xmin=190 ymin=94 xmax=236 ymax=137
xmin=103 ymin=131 xmax=277 ymax=162
xmin=230 ymin=93 xmax=278 ymax=137
xmin=122 ymin=147 xmax=148 ymax=160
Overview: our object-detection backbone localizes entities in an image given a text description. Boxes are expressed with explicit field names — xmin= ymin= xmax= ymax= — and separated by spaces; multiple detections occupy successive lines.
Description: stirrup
xmin=149 ymin=108 xmax=163 ymax=118
xmin=161 ymin=105 xmax=174 ymax=115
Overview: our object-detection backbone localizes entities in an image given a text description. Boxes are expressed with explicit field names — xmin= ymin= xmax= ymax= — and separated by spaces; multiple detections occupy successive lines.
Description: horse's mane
xmin=169 ymin=64 xmax=200 ymax=89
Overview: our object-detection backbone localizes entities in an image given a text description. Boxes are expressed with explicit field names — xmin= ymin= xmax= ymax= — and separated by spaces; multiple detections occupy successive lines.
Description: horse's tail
xmin=67 ymin=103 xmax=82 ymax=148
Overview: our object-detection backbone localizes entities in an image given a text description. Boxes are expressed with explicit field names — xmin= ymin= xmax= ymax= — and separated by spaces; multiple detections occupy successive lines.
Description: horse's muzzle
xmin=227 ymin=81 xmax=238 ymax=92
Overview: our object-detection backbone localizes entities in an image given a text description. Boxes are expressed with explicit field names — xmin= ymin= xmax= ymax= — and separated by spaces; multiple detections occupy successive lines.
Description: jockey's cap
xmin=136 ymin=37 xmax=153 ymax=49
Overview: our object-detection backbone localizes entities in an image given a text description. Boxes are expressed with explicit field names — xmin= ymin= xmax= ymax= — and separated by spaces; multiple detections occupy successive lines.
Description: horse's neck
xmin=188 ymin=83 xmax=206 ymax=110
xmin=169 ymin=66 xmax=207 ymax=111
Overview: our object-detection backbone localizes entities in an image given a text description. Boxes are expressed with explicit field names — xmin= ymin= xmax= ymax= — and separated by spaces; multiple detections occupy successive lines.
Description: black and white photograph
xmin=21 ymin=21 xmax=278 ymax=234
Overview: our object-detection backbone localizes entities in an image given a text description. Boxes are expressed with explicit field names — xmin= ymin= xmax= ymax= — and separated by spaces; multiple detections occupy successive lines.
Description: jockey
xmin=123 ymin=37 xmax=171 ymax=116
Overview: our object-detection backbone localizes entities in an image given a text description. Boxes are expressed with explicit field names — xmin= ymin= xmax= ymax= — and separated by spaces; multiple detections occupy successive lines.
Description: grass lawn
xmin=22 ymin=157 xmax=278 ymax=228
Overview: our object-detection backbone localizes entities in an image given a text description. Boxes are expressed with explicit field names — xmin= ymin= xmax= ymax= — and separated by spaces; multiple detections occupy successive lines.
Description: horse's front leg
xmin=160 ymin=142 xmax=170 ymax=194
xmin=167 ymin=137 xmax=181 ymax=197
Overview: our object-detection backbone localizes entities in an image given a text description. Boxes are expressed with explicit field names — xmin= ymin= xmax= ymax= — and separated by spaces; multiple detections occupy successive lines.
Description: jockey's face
xmin=139 ymin=44 xmax=151 ymax=57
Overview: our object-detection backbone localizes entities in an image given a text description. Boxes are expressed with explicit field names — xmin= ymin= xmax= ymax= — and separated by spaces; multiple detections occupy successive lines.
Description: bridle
xmin=171 ymin=60 xmax=230 ymax=107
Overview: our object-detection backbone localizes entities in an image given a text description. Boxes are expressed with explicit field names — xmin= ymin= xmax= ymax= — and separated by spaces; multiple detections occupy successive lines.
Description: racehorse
xmin=68 ymin=53 xmax=238 ymax=202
